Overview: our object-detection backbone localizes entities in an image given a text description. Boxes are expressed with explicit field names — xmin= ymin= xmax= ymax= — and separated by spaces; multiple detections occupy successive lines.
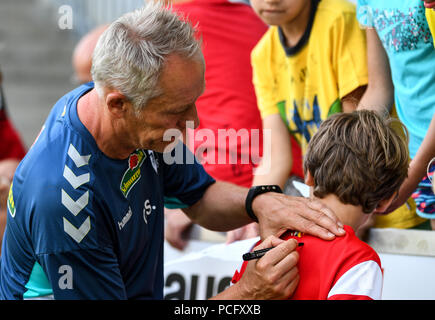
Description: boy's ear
xmin=304 ymin=170 xmax=315 ymax=187
xmin=373 ymin=192 xmax=397 ymax=214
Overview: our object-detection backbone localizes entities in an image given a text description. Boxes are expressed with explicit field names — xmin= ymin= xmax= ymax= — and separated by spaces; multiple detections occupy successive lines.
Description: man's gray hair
xmin=91 ymin=1 xmax=201 ymax=111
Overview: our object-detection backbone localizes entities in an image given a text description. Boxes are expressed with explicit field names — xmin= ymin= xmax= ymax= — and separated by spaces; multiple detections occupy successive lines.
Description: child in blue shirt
xmin=357 ymin=0 xmax=435 ymax=229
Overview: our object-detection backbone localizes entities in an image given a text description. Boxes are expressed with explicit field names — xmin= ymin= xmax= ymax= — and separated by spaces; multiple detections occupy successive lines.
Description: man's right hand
xmin=213 ymin=236 xmax=300 ymax=300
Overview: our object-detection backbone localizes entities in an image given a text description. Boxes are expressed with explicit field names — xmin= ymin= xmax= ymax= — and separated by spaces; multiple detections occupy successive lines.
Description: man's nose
xmin=179 ymin=105 xmax=200 ymax=130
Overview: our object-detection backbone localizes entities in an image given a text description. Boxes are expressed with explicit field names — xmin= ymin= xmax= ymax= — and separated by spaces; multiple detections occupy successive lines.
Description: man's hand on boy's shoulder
xmin=252 ymin=193 xmax=346 ymax=240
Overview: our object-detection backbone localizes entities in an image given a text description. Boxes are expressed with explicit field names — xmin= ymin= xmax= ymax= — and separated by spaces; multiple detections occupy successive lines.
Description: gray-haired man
xmin=0 ymin=1 xmax=343 ymax=299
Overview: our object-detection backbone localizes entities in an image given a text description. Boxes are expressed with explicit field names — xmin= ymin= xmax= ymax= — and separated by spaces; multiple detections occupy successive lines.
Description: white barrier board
xmin=380 ymin=252 xmax=435 ymax=299
xmin=164 ymin=238 xmax=257 ymax=300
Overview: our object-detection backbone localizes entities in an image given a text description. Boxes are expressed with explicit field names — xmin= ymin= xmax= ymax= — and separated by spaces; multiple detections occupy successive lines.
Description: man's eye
xmin=170 ymin=107 xmax=190 ymax=115
xmin=172 ymin=110 xmax=186 ymax=115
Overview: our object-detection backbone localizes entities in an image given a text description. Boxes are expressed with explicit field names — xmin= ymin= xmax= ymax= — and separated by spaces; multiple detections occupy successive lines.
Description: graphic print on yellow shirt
xmin=252 ymin=0 xmax=368 ymax=154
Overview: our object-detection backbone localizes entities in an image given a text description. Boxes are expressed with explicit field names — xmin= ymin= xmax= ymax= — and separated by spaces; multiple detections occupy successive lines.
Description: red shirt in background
xmin=173 ymin=0 xmax=303 ymax=187
xmin=0 ymin=86 xmax=26 ymax=161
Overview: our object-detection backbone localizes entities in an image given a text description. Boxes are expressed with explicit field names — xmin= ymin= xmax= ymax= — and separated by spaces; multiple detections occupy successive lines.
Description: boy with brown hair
xmin=232 ymin=110 xmax=409 ymax=300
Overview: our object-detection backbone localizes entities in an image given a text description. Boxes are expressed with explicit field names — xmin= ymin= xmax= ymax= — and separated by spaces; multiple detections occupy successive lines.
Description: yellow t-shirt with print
xmin=252 ymin=0 xmax=424 ymax=229
xmin=252 ymin=0 xmax=368 ymax=154
xmin=426 ymin=8 xmax=435 ymax=47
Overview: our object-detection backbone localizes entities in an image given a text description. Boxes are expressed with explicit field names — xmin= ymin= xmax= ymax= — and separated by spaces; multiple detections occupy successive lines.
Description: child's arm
xmin=357 ymin=28 xmax=394 ymax=115
xmin=225 ymin=114 xmax=294 ymax=244
xmin=387 ymin=115 xmax=435 ymax=213
xmin=251 ymin=114 xmax=293 ymax=189
xmin=341 ymin=86 xmax=366 ymax=113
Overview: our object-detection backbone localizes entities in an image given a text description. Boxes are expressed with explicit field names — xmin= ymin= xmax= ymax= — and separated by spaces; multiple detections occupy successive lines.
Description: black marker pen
xmin=242 ymin=243 xmax=304 ymax=261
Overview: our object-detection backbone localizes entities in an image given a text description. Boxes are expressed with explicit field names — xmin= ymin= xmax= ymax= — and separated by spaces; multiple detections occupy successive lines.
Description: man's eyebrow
xmin=168 ymin=104 xmax=192 ymax=114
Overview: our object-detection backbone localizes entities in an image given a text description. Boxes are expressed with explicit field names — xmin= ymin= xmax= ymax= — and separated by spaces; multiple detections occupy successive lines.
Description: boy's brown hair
xmin=303 ymin=110 xmax=409 ymax=213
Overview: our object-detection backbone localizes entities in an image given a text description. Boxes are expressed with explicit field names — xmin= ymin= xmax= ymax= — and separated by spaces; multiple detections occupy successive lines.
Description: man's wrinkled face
xmin=125 ymin=52 xmax=205 ymax=153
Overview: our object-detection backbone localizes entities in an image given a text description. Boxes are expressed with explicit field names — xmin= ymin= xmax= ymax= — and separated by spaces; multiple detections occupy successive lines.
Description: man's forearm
xmin=210 ymin=282 xmax=248 ymax=300
xmin=182 ymin=181 xmax=252 ymax=231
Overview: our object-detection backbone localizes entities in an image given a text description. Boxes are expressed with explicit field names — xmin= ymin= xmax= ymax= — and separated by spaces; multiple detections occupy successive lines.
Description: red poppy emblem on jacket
xmin=129 ymin=154 xmax=138 ymax=169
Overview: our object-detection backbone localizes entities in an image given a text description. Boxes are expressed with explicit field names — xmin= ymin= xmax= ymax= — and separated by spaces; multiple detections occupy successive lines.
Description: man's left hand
xmin=252 ymin=193 xmax=345 ymax=240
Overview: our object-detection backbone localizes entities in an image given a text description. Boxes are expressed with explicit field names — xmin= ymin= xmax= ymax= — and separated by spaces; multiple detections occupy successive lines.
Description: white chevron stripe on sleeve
xmin=63 ymin=165 xmax=90 ymax=189
xmin=67 ymin=144 xmax=91 ymax=168
xmin=61 ymin=189 xmax=89 ymax=216
xmin=63 ymin=216 xmax=91 ymax=243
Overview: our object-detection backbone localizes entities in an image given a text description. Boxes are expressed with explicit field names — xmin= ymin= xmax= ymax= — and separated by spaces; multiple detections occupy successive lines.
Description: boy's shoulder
xmin=314 ymin=0 xmax=359 ymax=30
xmin=251 ymin=26 xmax=278 ymax=56
xmin=317 ymin=0 xmax=357 ymax=16
xmin=283 ymin=225 xmax=379 ymax=263
xmin=300 ymin=225 xmax=381 ymax=265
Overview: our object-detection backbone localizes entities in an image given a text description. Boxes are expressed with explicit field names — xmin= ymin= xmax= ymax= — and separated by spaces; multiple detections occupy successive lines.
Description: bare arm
xmin=227 ymin=114 xmax=293 ymax=243
xmin=252 ymin=114 xmax=293 ymax=189
xmin=387 ymin=115 xmax=435 ymax=212
xmin=164 ymin=208 xmax=192 ymax=250
xmin=356 ymin=26 xmax=435 ymax=212
xmin=182 ymin=181 xmax=249 ymax=231
xmin=342 ymin=86 xmax=367 ymax=113
xmin=357 ymin=28 xmax=394 ymax=115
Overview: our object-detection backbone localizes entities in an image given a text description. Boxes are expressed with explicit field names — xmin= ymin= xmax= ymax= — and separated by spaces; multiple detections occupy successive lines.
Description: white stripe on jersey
xmin=327 ymin=260 xmax=383 ymax=300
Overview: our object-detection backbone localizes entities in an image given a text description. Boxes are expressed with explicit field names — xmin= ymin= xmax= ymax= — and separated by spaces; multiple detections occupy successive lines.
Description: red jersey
xmin=172 ymin=0 xmax=303 ymax=187
xmin=232 ymin=225 xmax=383 ymax=300
xmin=0 ymin=87 xmax=26 ymax=160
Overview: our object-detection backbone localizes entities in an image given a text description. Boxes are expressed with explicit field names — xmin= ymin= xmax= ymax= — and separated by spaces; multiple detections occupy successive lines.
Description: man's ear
xmin=304 ymin=170 xmax=315 ymax=187
xmin=106 ymin=92 xmax=129 ymax=118
xmin=373 ymin=192 xmax=397 ymax=214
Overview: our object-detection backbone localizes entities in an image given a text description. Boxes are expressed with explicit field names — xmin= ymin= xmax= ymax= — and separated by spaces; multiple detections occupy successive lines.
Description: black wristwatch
xmin=245 ymin=185 xmax=283 ymax=222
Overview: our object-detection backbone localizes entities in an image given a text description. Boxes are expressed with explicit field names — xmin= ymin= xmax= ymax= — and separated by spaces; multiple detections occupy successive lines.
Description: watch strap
xmin=245 ymin=185 xmax=283 ymax=222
